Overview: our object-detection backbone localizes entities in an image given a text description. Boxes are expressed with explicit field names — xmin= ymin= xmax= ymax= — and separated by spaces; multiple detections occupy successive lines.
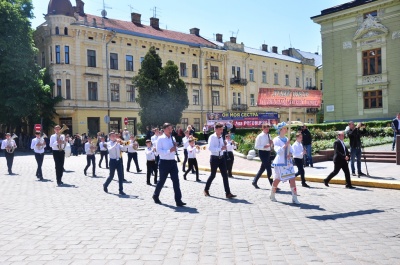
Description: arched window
xmin=55 ymin=27 xmax=59 ymax=35
xmin=64 ymin=27 xmax=68 ymax=35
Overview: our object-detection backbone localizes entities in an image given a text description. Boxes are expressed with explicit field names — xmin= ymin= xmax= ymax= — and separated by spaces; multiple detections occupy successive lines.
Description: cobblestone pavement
xmin=0 ymin=150 xmax=400 ymax=264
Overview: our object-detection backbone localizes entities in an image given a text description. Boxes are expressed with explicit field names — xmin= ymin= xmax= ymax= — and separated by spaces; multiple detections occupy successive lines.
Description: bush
xmin=137 ymin=138 xmax=146 ymax=146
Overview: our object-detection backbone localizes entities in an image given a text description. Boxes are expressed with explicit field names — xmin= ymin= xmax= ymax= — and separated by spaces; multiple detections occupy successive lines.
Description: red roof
xmin=80 ymin=14 xmax=218 ymax=48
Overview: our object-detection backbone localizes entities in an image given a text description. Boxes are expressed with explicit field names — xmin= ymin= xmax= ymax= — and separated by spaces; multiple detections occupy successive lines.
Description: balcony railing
xmin=306 ymin=108 xmax=319 ymax=114
xmin=230 ymin=77 xmax=248 ymax=85
xmin=231 ymin=103 xmax=248 ymax=111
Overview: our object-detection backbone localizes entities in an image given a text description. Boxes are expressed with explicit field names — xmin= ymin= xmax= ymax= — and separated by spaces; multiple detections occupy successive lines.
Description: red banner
xmin=257 ymin=88 xmax=322 ymax=108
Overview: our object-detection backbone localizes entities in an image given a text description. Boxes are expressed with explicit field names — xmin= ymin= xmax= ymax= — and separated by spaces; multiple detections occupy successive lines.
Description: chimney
xmin=282 ymin=49 xmax=289 ymax=56
xmin=190 ymin=28 xmax=200 ymax=36
xmin=230 ymin=37 xmax=236 ymax=44
xmin=75 ymin=0 xmax=85 ymax=16
xmin=216 ymin=33 xmax=223 ymax=42
xmin=150 ymin=17 xmax=159 ymax=29
xmin=272 ymin=46 xmax=278 ymax=53
xmin=131 ymin=12 xmax=141 ymax=24
xmin=261 ymin=44 xmax=268 ymax=52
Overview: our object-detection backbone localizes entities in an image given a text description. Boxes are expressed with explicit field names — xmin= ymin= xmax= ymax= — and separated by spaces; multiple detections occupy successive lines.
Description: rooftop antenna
xmin=128 ymin=4 xmax=136 ymax=13
xmin=289 ymin=34 xmax=292 ymax=48
xmin=99 ymin=0 xmax=112 ymax=18
xmin=150 ymin=6 xmax=159 ymax=18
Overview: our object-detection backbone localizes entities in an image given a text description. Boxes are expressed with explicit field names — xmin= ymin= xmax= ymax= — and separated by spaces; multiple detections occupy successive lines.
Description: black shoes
xmin=323 ymin=179 xmax=329 ymax=187
xmin=147 ymin=182 xmax=151 ymax=185
xmin=152 ymin=195 xmax=162 ymax=204
xmin=302 ymin=183 xmax=311 ymax=188
xmin=84 ymin=170 xmax=87 ymax=176
xmin=176 ymin=201 xmax=186 ymax=207
xmin=346 ymin=185 xmax=356 ymax=189
xmin=183 ymin=175 xmax=187 ymax=180
xmin=226 ymin=193 xmax=237 ymax=199
xmin=352 ymin=172 xmax=356 ymax=176
xmin=252 ymin=182 xmax=260 ymax=189
xmin=358 ymin=172 xmax=366 ymax=177
xmin=196 ymin=178 xmax=201 ymax=182
xmin=204 ymin=190 xmax=210 ymax=197
xmin=103 ymin=184 xmax=108 ymax=193
xmin=228 ymin=175 xmax=234 ymax=178
xmin=119 ymin=191 xmax=126 ymax=195
xmin=138 ymin=169 xmax=142 ymax=173
xmin=98 ymin=164 xmax=101 ymax=168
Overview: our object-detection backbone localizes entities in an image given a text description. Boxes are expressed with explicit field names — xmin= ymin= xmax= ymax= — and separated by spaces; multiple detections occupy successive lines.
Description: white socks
xmin=269 ymin=187 xmax=277 ymax=202
xmin=291 ymin=187 xmax=300 ymax=204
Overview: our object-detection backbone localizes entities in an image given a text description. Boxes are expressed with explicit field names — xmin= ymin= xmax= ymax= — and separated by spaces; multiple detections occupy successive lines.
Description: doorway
xmin=87 ymin=117 xmax=100 ymax=137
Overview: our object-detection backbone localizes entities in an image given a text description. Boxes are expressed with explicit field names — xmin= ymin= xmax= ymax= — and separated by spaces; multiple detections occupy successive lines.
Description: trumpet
xmin=36 ymin=133 xmax=47 ymax=150
xmin=6 ymin=134 xmax=18 ymax=153
xmin=57 ymin=124 xmax=69 ymax=150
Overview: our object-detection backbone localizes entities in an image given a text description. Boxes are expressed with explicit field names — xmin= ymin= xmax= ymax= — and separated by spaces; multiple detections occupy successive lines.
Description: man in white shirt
xmin=151 ymin=128 xmax=160 ymax=173
xmin=49 ymin=125 xmax=66 ymax=186
xmin=152 ymin=123 xmax=186 ymax=207
xmin=98 ymin=137 xmax=108 ymax=168
xmin=204 ymin=123 xmax=236 ymax=199
xmin=84 ymin=137 xmax=97 ymax=177
xmin=145 ymin=139 xmax=158 ymax=185
xmin=252 ymin=124 xmax=273 ymax=189
xmin=225 ymin=134 xmax=237 ymax=178
xmin=1 ymin=133 xmax=17 ymax=175
xmin=31 ymin=131 xmax=45 ymax=180
xmin=126 ymin=135 xmax=142 ymax=173
xmin=182 ymin=130 xmax=190 ymax=172
xmin=291 ymin=133 xmax=310 ymax=187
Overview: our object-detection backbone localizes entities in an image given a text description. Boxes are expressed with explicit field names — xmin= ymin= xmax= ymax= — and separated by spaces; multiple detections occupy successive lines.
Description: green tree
xmin=133 ymin=46 xmax=188 ymax=131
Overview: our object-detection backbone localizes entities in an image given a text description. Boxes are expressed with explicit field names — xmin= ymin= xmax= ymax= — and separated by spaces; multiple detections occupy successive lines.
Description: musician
xmin=183 ymin=138 xmax=200 ymax=182
xmin=145 ymin=139 xmax=157 ymax=185
xmin=152 ymin=123 xmax=186 ymax=207
xmin=225 ymin=134 xmax=236 ymax=178
xmin=202 ymin=123 xmax=209 ymax=143
xmin=252 ymin=124 xmax=273 ymax=189
xmin=98 ymin=137 xmax=109 ymax=168
xmin=151 ymin=128 xmax=161 ymax=175
xmin=346 ymin=121 xmax=367 ymax=177
xmin=103 ymin=132 xmax=127 ymax=195
xmin=204 ymin=123 xmax=237 ymax=199
xmin=1 ymin=133 xmax=17 ymax=174
xmin=126 ymin=135 xmax=142 ymax=173
xmin=49 ymin=125 xmax=66 ymax=185
xmin=84 ymin=137 xmax=97 ymax=177
xmin=30 ymin=131 xmax=45 ymax=180
xmin=182 ymin=130 xmax=190 ymax=172
xmin=324 ymin=131 xmax=355 ymax=189
xmin=292 ymin=132 xmax=310 ymax=187
xmin=122 ymin=127 xmax=130 ymax=141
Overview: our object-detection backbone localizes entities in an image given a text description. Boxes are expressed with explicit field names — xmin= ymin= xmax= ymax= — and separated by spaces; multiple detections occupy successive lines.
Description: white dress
xmin=272 ymin=136 xmax=294 ymax=181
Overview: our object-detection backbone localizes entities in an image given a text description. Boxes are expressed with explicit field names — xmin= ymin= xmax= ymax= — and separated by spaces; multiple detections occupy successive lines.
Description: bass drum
xmin=64 ymin=142 xmax=71 ymax=158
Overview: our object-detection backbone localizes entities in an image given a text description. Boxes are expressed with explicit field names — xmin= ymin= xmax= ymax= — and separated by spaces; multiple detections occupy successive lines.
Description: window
xmin=285 ymin=74 xmax=289 ymax=86
xmin=64 ymin=27 xmax=68 ymax=35
xmin=262 ymin=71 xmax=267 ymax=83
xmin=233 ymin=92 xmax=237 ymax=104
xmin=193 ymin=90 xmax=199 ymax=105
xmin=232 ymin=66 xmax=241 ymax=78
xmin=296 ymin=77 xmax=300 ymax=87
xmin=50 ymin=46 xmax=52 ymax=62
xmin=41 ymin=51 xmax=45 ymax=68
xmin=192 ymin=64 xmax=198 ymax=78
xmin=55 ymin=27 xmax=59 ymax=35
xmin=363 ymin=48 xmax=381 ymax=76
xmin=309 ymin=78 xmax=313 ymax=87
xmin=180 ymin=63 xmax=187 ymax=77
xmin=66 ymin=79 xmax=71 ymax=99
xmin=193 ymin=118 xmax=200 ymax=132
xmin=56 ymin=79 xmax=62 ymax=97
xmin=237 ymin=92 xmax=241 ymax=105
xmin=55 ymin=45 xmax=61 ymax=64
xmin=250 ymin=94 xmax=255 ymax=106
xmin=87 ymin=50 xmax=96 ymax=67
xmin=88 ymin=82 xmax=98 ymax=101
xmin=126 ymin=55 xmax=133 ymax=71
xmin=126 ymin=85 xmax=135 ymax=102
xmin=364 ymin=90 xmax=382 ymax=109
xmin=320 ymin=80 xmax=323 ymax=90
xmin=110 ymin=53 xmax=118 ymax=70
xmin=249 ymin=69 xmax=254 ymax=82
xmin=65 ymin=46 xmax=70 ymax=64
xmin=306 ymin=77 xmax=310 ymax=87
xmin=274 ymin=73 xmax=279 ymax=85
xmin=140 ymin=57 xmax=144 ymax=65
xmin=181 ymin=118 xmax=188 ymax=129
xmin=212 ymin=91 xmax=220 ymax=106
xmin=111 ymin=83 xmax=120 ymax=101
xmin=211 ymin=66 xmax=219 ymax=79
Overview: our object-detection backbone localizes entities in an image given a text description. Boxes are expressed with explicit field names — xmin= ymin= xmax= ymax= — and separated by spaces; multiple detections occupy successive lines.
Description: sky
xmin=30 ymin=0 xmax=350 ymax=54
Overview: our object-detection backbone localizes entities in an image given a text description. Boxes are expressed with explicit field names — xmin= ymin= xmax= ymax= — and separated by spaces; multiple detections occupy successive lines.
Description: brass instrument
xmin=90 ymin=137 xmax=98 ymax=152
xmin=195 ymin=145 xmax=201 ymax=150
xmin=201 ymin=145 xmax=207 ymax=150
xmin=37 ymin=133 xmax=47 ymax=150
xmin=57 ymin=124 xmax=69 ymax=150
xmin=6 ymin=134 xmax=18 ymax=153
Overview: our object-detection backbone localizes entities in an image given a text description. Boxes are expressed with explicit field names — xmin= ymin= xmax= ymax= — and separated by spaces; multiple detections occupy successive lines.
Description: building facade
xmin=312 ymin=0 xmax=400 ymax=122
xmin=34 ymin=0 xmax=320 ymax=135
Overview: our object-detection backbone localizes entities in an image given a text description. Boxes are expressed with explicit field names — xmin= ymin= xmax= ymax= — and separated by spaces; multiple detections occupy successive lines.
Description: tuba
xmin=37 ymin=133 xmax=47 ymax=150
xmin=6 ymin=134 xmax=18 ymax=153
xmin=57 ymin=124 xmax=69 ymax=150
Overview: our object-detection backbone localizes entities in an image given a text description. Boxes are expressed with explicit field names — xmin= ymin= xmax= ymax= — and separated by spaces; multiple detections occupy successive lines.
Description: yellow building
xmin=34 ymin=0 xmax=321 ymax=135
xmin=312 ymin=0 xmax=400 ymax=122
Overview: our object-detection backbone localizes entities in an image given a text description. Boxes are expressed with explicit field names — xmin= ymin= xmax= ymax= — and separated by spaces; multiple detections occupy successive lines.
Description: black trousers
xmin=99 ymin=150 xmax=108 ymax=168
xmin=226 ymin=151 xmax=234 ymax=177
xmin=104 ymin=159 xmax=123 ymax=192
xmin=35 ymin=153 xmax=44 ymax=178
xmin=84 ymin=155 xmax=96 ymax=175
xmin=154 ymin=159 xmax=182 ymax=203
xmin=253 ymin=150 xmax=273 ymax=185
xmin=5 ymin=152 xmax=14 ymax=173
xmin=52 ymin=150 xmax=65 ymax=184
xmin=184 ymin=158 xmax=199 ymax=179
xmin=182 ymin=149 xmax=188 ymax=171
xmin=146 ymin=160 xmax=158 ymax=184
xmin=205 ymin=156 xmax=231 ymax=194
xmin=127 ymin=152 xmax=140 ymax=172
xmin=326 ymin=160 xmax=352 ymax=186
xmin=294 ymin=158 xmax=306 ymax=184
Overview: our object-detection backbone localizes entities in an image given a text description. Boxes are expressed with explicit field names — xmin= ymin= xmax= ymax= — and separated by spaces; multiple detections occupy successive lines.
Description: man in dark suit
xmin=324 ymin=131 xmax=355 ymax=189
xmin=392 ymin=113 xmax=400 ymax=151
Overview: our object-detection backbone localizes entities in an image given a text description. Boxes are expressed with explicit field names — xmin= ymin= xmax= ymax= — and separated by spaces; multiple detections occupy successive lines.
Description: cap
xmin=35 ymin=131 xmax=40 ymax=134
xmin=145 ymin=139 xmax=151 ymax=143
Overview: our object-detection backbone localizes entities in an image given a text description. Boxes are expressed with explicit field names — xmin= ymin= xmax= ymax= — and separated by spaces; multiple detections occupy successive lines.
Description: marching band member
xmin=151 ymin=129 xmax=161 ymax=175
xmin=31 ymin=131 xmax=45 ymax=180
xmin=50 ymin=125 xmax=65 ymax=186
xmin=1 ymin=133 xmax=17 ymax=175
xmin=291 ymin=132 xmax=310 ymax=187
xmin=183 ymin=138 xmax=200 ymax=182
xmin=252 ymin=124 xmax=273 ymax=189
xmin=182 ymin=130 xmax=190 ymax=172
xmin=225 ymin=134 xmax=236 ymax=178
xmin=84 ymin=137 xmax=97 ymax=177
xmin=145 ymin=139 xmax=158 ymax=185
xmin=98 ymin=137 xmax=109 ymax=168
xmin=126 ymin=135 xmax=142 ymax=173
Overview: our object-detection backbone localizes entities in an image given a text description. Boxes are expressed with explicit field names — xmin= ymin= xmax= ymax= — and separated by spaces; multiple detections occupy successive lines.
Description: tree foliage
xmin=133 ymin=46 xmax=189 ymax=131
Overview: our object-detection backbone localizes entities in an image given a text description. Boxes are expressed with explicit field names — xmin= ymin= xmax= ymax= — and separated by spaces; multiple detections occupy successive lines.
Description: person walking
xmin=391 ymin=113 xmax=400 ymax=151
xmin=301 ymin=125 xmax=313 ymax=167
xmin=252 ymin=124 xmax=273 ymax=189
xmin=31 ymin=131 xmax=45 ymax=180
xmin=346 ymin=121 xmax=367 ymax=177
xmin=292 ymin=132 xmax=310 ymax=187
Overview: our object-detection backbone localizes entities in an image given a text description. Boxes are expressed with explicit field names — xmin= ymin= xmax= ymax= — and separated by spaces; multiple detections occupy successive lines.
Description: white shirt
xmin=203 ymin=126 xmax=208 ymax=133
xmin=291 ymin=141 xmax=304 ymax=159
xmin=107 ymin=141 xmax=126 ymax=160
xmin=187 ymin=145 xmax=199 ymax=158
xmin=272 ymin=136 xmax=292 ymax=166
xmin=254 ymin=132 xmax=272 ymax=151
xmin=99 ymin=141 xmax=107 ymax=151
xmin=1 ymin=139 xmax=17 ymax=150
xmin=31 ymin=137 xmax=45 ymax=154
xmin=127 ymin=140 xmax=139 ymax=153
xmin=122 ymin=131 xmax=130 ymax=141
xmin=208 ymin=133 xmax=225 ymax=156
xmin=145 ymin=146 xmax=156 ymax=161
xmin=156 ymin=133 xmax=176 ymax=160
xmin=183 ymin=136 xmax=190 ymax=149
xmin=50 ymin=133 xmax=65 ymax=150
xmin=226 ymin=140 xmax=237 ymax=152
xmin=85 ymin=142 xmax=95 ymax=155
xmin=151 ymin=134 xmax=158 ymax=145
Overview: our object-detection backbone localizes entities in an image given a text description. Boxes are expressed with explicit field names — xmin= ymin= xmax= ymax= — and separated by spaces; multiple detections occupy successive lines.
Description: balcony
xmin=231 ymin=104 xmax=248 ymax=111
xmin=306 ymin=108 xmax=319 ymax=114
xmin=230 ymin=77 xmax=248 ymax=85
